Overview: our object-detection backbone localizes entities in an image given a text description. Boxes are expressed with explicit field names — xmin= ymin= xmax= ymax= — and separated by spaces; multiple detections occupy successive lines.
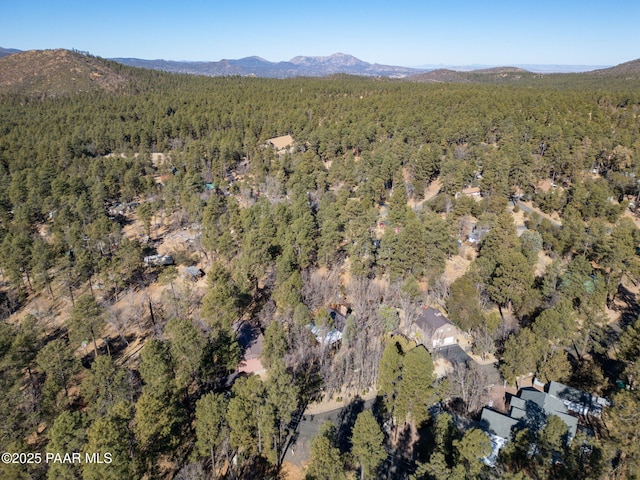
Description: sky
xmin=1 ymin=0 xmax=639 ymax=67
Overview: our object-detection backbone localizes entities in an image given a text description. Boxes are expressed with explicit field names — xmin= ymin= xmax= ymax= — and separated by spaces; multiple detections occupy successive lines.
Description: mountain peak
xmin=240 ymin=55 xmax=269 ymax=62
xmin=289 ymin=53 xmax=367 ymax=67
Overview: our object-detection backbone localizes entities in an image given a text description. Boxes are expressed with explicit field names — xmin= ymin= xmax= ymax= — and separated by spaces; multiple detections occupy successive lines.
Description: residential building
xmin=547 ymin=381 xmax=610 ymax=417
xmin=412 ymin=306 xmax=459 ymax=350
xmin=144 ymin=254 xmax=174 ymax=266
xmin=308 ymin=307 xmax=349 ymax=347
xmin=266 ymin=134 xmax=294 ymax=153
xmin=479 ymin=382 xmax=606 ymax=466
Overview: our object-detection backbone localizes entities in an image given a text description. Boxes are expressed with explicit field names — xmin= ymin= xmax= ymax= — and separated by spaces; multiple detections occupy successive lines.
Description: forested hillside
xmin=1 ymin=51 xmax=640 ymax=479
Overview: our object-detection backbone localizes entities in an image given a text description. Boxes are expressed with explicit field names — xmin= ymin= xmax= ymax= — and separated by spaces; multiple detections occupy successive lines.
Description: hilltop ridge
xmin=589 ymin=58 xmax=640 ymax=77
xmin=0 ymin=48 xmax=130 ymax=96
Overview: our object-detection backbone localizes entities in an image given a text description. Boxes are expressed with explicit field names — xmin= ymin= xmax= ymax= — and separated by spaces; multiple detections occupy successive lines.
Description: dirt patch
xmin=534 ymin=251 xmax=553 ymax=277
xmin=150 ymin=153 xmax=167 ymax=167
xmin=487 ymin=384 xmax=515 ymax=413
xmin=281 ymin=461 xmax=306 ymax=480
xmin=434 ymin=357 xmax=453 ymax=377
xmin=305 ymin=388 xmax=377 ymax=415
xmin=424 ymin=178 xmax=442 ymax=201
xmin=442 ymin=250 xmax=475 ymax=285
xmin=510 ymin=207 xmax=526 ymax=227
xmin=623 ymin=210 xmax=640 ymax=229
xmin=605 ymin=307 xmax=621 ymax=325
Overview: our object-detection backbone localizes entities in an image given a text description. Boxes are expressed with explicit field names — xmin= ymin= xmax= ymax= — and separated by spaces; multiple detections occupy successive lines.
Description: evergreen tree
xmin=46 ymin=411 xmax=87 ymax=480
xmin=194 ymin=392 xmax=229 ymax=479
xmin=265 ymin=360 xmax=300 ymax=466
xmin=68 ymin=294 xmax=105 ymax=358
xmin=138 ymin=339 xmax=175 ymax=399
xmin=447 ymin=274 xmax=484 ymax=332
xmin=377 ymin=337 xmax=405 ymax=419
xmin=165 ymin=317 xmax=206 ymax=392
xmin=133 ymin=390 xmax=181 ymax=456
xmin=81 ymin=355 xmax=131 ymax=419
xmin=305 ymin=422 xmax=346 ymax=480
xmin=83 ymin=401 xmax=137 ymax=480
xmin=262 ymin=321 xmax=288 ymax=369
xmin=351 ymin=410 xmax=386 ymax=480
xmin=227 ymin=375 xmax=272 ymax=461
xmin=396 ymin=346 xmax=435 ymax=428
xmin=453 ymin=428 xmax=491 ymax=478
xmin=499 ymin=328 xmax=545 ymax=385
xmin=37 ymin=339 xmax=80 ymax=412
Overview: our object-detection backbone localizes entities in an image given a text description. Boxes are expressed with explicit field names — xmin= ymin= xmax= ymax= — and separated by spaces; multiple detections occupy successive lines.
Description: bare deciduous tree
xmin=302 ymin=268 xmax=342 ymax=311
xmin=106 ymin=305 xmax=129 ymax=346
xmin=448 ymin=361 xmax=489 ymax=415
xmin=429 ymin=278 xmax=450 ymax=308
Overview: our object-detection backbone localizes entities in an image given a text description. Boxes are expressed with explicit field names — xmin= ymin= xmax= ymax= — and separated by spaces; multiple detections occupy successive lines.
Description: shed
xmin=183 ymin=266 xmax=205 ymax=280
xmin=144 ymin=254 xmax=174 ymax=266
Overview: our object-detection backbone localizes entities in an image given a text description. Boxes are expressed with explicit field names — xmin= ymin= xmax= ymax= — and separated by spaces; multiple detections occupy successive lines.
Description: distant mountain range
xmin=1 ymin=47 xmax=620 ymax=78
xmin=1 ymin=48 xmax=639 ymax=97
xmin=0 ymin=47 xmax=21 ymax=58
xmin=414 ymin=63 xmax=611 ymax=73
xmin=109 ymin=52 xmax=421 ymax=78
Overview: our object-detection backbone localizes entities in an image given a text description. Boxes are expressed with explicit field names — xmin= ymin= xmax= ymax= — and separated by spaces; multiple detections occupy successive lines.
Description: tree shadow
xmin=412 ymin=419 xmax=436 ymax=465
xmin=235 ymin=454 xmax=279 ymax=480
xmin=0 ymin=287 xmax=25 ymax=320
xmin=396 ymin=422 xmax=415 ymax=461
xmin=105 ymin=333 xmax=138 ymax=359
xmin=335 ymin=396 xmax=365 ymax=454
xmin=616 ymin=284 xmax=639 ymax=329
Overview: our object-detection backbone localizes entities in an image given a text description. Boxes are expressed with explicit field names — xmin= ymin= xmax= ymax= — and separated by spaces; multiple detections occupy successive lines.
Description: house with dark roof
xmin=480 ymin=386 xmax=584 ymax=466
xmin=479 ymin=408 xmax=520 ymax=466
xmin=547 ymin=381 xmax=610 ymax=417
xmin=411 ymin=306 xmax=459 ymax=350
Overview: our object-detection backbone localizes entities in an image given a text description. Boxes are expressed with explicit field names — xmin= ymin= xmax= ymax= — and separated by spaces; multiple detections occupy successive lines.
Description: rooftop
xmin=266 ymin=134 xmax=294 ymax=151
xmin=547 ymin=380 xmax=609 ymax=416
xmin=481 ymin=387 xmax=579 ymax=445
xmin=414 ymin=306 xmax=452 ymax=334
xmin=481 ymin=408 xmax=520 ymax=439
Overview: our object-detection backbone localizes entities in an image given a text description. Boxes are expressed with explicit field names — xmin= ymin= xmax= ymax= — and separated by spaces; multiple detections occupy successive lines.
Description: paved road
xmin=434 ymin=344 xmax=472 ymax=364
xmin=284 ymin=397 xmax=375 ymax=466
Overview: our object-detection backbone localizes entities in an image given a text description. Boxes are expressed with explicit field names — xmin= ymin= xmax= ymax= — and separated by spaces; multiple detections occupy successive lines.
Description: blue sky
xmin=1 ymin=0 xmax=638 ymax=66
